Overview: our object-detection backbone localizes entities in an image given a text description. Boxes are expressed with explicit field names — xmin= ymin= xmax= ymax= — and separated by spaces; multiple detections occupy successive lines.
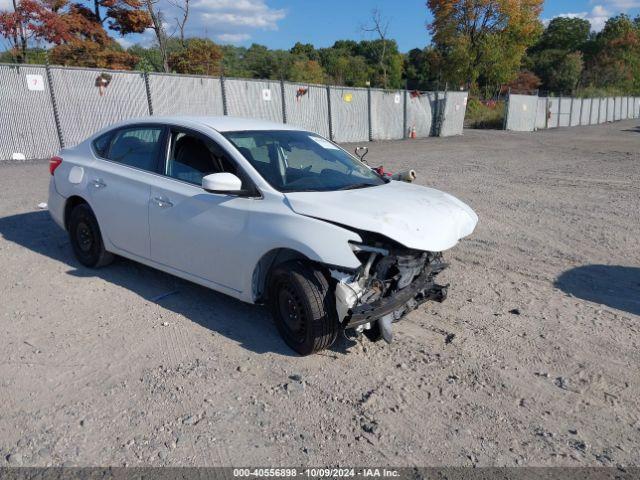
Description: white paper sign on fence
xmin=262 ymin=89 xmax=272 ymax=101
xmin=26 ymin=74 xmax=45 ymax=91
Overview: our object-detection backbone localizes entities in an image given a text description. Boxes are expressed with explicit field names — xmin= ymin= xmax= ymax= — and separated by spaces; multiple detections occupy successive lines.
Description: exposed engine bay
xmin=331 ymin=234 xmax=448 ymax=344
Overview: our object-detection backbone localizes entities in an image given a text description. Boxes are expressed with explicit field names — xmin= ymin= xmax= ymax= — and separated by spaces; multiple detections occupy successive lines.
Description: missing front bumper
xmin=344 ymin=277 xmax=448 ymax=330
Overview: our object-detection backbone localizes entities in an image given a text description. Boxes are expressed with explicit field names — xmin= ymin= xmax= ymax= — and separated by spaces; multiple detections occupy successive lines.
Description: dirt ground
xmin=0 ymin=121 xmax=639 ymax=468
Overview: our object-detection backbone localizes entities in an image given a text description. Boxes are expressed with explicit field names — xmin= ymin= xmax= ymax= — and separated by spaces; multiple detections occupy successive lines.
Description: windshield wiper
xmin=337 ymin=183 xmax=376 ymax=191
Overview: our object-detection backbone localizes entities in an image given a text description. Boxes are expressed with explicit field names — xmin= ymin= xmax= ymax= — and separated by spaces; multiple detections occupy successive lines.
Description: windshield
xmin=223 ymin=130 xmax=386 ymax=193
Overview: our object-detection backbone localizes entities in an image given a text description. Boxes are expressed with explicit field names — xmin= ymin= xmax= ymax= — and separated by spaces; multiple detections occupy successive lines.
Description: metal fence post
xmin=326 ymin=85 xmax=334 ymax=141
xmin=367 ymin=86 xmax=373 ymax=142
xmin=557 ymin=95 xmax=562 ymax=128
xmin=544 ymin=98 xmax=549 ymax=130
xmin=143 ymin=72 xmax=154 ymax=116
xmin=402 ymin=89 xmax=408 ymax=140
xmin=577 ymin=97 xmax=582 ymax=126
xmin=503 ymin=87 xmax=511 ymax=131
xmin=45 ymin=62 xmax=64 ymax=150
xmin=280 ymin=79 xmax=287 ymax=124
xmin=533 ymin=91 xmax=540 ymax=131
xmin=569 ymin=97 xmax=574 ymax=126
xmin=220 ymin=76 xmax=228 ymax=116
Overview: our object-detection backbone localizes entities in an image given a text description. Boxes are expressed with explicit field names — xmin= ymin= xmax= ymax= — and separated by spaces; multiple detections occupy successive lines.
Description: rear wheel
xmin=68 ymin=204 xmax=114 ymax=268
xmin=269 ymin=261 xmax=339 ymax=356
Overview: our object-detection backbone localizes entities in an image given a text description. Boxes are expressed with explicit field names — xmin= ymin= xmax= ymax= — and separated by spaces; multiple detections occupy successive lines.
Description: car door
xmin=87 ymin=125 xmax=166 ymax=259
xmin=148 ymin=128 xmax=254 ymax=294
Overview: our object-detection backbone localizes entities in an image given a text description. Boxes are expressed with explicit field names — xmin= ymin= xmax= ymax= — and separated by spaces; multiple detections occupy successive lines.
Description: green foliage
xmin=533 ymin=17 xmax=591 ymax=52
xmin=427 ymin=0 xmax=544 ymax=90
xmin=531 ymin=49 xmax=583 ymax=94
xmin=465 ymin=97 xmax=505 ymax=129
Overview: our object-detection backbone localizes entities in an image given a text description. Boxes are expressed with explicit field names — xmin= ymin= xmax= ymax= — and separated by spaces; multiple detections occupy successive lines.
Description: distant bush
xmin=574 ymin=86 xmax=629 ymax=98
xmin=465 ymin=98 xmax=506 ymax=129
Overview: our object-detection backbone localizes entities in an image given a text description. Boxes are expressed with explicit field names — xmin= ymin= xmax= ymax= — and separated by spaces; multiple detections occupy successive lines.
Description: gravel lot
xmin=0 ymin=121 xmax=639 ymax=467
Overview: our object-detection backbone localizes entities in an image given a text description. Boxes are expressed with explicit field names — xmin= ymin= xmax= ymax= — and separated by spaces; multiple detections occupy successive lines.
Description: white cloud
xmin=553 ymin=5 xmax=612 ymax=31
xmin=184 ymin=0 xmax=286 ymax=43
xmin=591 ymin=0 xmax=640 ymax=9
xmin=0 ymin=0 xmax=12 ymax=10
xmin=216 ymin=33 xmax=252 ymax=43
xmin=553 ymin=0 xmax=640 ymax=32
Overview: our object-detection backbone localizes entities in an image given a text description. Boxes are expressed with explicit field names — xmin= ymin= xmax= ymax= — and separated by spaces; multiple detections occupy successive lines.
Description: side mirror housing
xmin=202 ymin=172 xmax=243 ymax=194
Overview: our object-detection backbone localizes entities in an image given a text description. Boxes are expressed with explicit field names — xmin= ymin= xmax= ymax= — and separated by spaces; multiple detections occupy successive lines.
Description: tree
xmin=427 ymin=0 xmax=544 ymax=90
xmin=503 ymin=70 xmax=541 ymax=94
xmin=532 ymin=49 xmax=583 ymax=93
xmin=288 ymin=59 xmax=324 ymax=84
xmin=168 ymin=37 xmax=221 ymax=75
xmin=404 ymin=47 xmax=443 ymax=90
xmin=0 ymin=0 xmax=43 ymax=62
xmin=0 ymin=0 xmax=146 ymax=65
xmin=143 ymin=0 xmax=169 ymax=72
xmin=582 ymin=15 xmax=640 ymax=94
xmin=361 ymin=8 xmax=391 ymax=88
xmin=533 ymin=17 xmax=591 ymax=53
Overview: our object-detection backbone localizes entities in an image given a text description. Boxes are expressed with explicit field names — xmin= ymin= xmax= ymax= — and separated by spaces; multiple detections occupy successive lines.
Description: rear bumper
xmin=345 ymin=274 xmax=448 ymax=329
xmin=48 ymin=177 xmax=66 ymax=230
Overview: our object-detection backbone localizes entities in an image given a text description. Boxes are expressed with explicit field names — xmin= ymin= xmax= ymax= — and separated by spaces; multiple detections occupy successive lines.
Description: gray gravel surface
xmin=0 ymin=122 xmax=639 ymax=467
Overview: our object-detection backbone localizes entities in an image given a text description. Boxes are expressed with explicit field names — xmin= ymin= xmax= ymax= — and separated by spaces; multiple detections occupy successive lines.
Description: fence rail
xmin=0 ymin=63 xmax=470 ymax=161
xmin=505 ymin=93 xmax=640 ymax=132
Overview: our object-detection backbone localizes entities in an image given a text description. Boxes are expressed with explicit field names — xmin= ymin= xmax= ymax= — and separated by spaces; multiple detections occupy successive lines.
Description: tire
xmin=269 ymin=260 xmax=339 ymax=356
xmin=68 ymin=203 xmax=114 ymax=268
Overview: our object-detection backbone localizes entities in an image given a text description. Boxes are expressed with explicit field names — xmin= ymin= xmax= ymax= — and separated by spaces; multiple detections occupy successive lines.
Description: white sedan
xmin=48 ymin=117 xmax=478 ymax=355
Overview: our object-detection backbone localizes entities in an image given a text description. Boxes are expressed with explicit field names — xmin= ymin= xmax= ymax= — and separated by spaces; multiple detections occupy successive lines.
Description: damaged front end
xmin=331 ymin=236 xmax=448 ymax=344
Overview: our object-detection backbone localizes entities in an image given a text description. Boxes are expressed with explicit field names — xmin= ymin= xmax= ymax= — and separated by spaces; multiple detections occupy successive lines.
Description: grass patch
xmin=465 ymin=98 xmax=506 ymax=129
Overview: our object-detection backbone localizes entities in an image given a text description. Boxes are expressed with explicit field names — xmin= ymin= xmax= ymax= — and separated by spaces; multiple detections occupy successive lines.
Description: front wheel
xmin=269 ymin=261 xmax=339 ymax=356
xmin=68 ymin=203 xmax=114 ymax=268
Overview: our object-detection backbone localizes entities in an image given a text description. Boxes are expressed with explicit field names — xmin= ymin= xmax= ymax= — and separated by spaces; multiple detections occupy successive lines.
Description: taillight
xmin=49 ymin=156 xmax=62 ymax=176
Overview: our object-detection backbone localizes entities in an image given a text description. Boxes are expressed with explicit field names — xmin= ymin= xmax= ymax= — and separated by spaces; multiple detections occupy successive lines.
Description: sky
xmin=2 ymin=0 xmax=640 ymax=51
xmin=144 ymin=0 xmax=640 ymax=51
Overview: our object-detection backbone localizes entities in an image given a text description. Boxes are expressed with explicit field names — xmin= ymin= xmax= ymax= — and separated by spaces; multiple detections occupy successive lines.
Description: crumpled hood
xmin=284 ymin=180 xmax=478 ymax=252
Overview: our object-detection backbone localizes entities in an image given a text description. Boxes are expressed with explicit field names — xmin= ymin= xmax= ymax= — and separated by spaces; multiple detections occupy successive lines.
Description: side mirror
xmin=202 ymin=172 xmax=243 ymax=194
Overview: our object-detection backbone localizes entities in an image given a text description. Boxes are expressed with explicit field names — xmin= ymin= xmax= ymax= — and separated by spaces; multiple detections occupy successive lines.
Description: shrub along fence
xmin=0 ymin=63 xmax=469 ymax=161
xmin=505 ymin=93 xmax=640 ymax=132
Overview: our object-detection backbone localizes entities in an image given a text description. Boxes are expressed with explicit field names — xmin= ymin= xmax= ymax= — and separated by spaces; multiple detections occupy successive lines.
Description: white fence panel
xmin=0 ymin=65 xmax=60 ymax=160
xmin=406 ymin=92 xmax=434 ymax=138
xmin=148 ymin=73 xmax=223 ymax=116
xmin=50 ymin=67 xmax=149 ymax=147
xmin=506 ymin=94 xmax=538 ymax=132
xmin=440 ymin=91 xmax=468 ymax=137
xmin=329 ymin=87 xmax=369 ymax=143
xmin=370 ymin=89 xmax=404 ymax=140
xmin=283 ymin=83 xmax=330 ymax=138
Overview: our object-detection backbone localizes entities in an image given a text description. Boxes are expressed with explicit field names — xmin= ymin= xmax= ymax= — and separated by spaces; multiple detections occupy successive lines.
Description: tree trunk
xmin=12 ymin=0 xmax=27 ymax=63
xmin=144 ymin=0 xmax=170 ymax=72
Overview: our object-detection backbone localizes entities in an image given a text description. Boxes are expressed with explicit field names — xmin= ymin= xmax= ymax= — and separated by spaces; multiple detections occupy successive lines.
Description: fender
xmin=237 ymin=201 xmax=364 ymax=303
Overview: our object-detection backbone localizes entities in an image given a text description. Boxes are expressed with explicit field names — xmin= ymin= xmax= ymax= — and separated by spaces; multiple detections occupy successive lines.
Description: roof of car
xmin=113 ymin=116 xmax=304 ymax=133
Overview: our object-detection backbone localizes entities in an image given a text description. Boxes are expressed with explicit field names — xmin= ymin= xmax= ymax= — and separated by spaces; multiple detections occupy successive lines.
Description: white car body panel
xmin=49 ymin=116 xmax=477 ymax=305
xmin=284 ymin=180 xmax=478 ymax=252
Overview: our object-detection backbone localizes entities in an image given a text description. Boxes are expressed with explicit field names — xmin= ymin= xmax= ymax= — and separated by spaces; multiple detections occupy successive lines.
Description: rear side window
xmin=92 ymin=132 xmax=113 ymax=158
xmin=105 ymin=127 xmax=163 ymax=172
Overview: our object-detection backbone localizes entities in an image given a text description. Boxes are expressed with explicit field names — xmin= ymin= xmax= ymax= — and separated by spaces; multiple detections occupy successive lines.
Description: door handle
xmin=90 ymin=179 xmax=106 ymax=189
xmin=153 ymin=196 xmax=173 ymax=209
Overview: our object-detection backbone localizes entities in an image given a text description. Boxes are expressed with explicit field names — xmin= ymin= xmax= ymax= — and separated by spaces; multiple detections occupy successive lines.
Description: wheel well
xmin=64 ymin=195 xmax=88 ymax=231
xmin=252 ymin=248 xmax=321 ymax=303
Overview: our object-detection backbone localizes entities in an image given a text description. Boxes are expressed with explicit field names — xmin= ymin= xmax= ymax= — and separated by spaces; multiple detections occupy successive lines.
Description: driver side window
xmin=166 ymin=130 xmax=237 ymax=185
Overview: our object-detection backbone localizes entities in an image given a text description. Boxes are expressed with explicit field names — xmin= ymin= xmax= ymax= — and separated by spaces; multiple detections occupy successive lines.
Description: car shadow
xmin=0 ymin=210 xmax=319 ymax=357
xmin=555 ymin=265 xmax=640 ymax=316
